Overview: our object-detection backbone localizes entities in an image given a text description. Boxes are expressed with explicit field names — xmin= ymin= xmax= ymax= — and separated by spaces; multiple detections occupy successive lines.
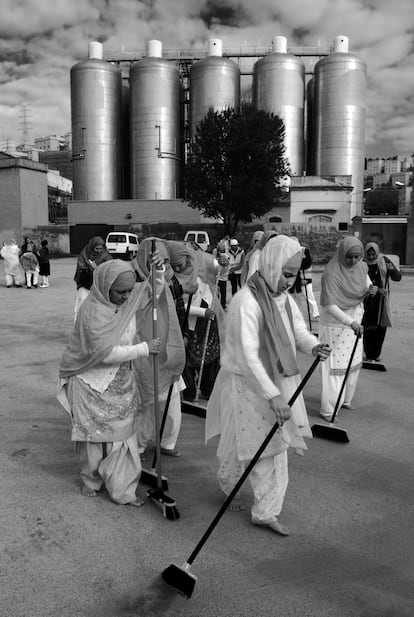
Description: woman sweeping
xmin=73 ymin=236 xmax=112 ymax=320
xmin=132 ymin=238 xmax=186 ymax=458
xmin=362 ymin=242 xmax=402 ymax=363
xmin=168 ymin=241 xmax=225 ymax=402
xmin=319 ymin=236 xmax=372 ymax=421
xmin=57 ymin=258 xmax=164 ymax=506
xmin=206 ymin=235 xmax=330 ymax=536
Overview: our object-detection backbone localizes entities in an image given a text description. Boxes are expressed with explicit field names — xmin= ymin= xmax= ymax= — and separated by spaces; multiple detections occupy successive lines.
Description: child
xmin=38 ymin=240 xmax=51 ymax=288
xmin=20 ymin=243 xmax=39 ymax=288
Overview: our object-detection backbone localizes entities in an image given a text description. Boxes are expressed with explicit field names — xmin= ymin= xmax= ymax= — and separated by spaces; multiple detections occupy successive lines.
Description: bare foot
xmin=252 ymin=516 xmax=290 ymax=536
xmin=81 ymin=485 xmax=97 ymax=497
xmin=228 ymin=496 xmax=246 ymax=511
xmin=128 ymin=498 xmax=145 ymax=507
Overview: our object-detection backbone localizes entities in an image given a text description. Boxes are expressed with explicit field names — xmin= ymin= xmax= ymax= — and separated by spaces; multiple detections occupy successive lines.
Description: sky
xmin=0 ymin=0 xmax=413 ymax=158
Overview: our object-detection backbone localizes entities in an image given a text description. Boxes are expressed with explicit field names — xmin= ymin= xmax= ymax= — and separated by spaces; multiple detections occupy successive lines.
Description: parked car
xmin=105 ymin=232 xmax=140 ymax=260
xmin=184 ymin=230 xmax=210 ymax=251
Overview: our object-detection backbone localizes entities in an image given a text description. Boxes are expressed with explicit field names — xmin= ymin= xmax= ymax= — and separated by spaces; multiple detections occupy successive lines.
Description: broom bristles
xmin=311 ymin=423 xmax=350 ymax=443
xmin=112 ymin=575 xmax=188 ymax=615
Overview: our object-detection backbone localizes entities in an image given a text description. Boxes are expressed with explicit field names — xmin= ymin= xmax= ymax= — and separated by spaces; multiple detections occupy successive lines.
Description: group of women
xmin=57 ymin=232 xmax=400 ymax=535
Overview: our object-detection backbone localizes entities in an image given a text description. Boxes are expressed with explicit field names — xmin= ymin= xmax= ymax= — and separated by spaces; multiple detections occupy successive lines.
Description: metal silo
xmin=253 ymin=36 xmax=305 ymax=176
xmin=129 ymin=40 xmax=181 ymax=200
xmin=313 ymin=35 xmax=367 ymax=218
xmin=71 ymin=42 xmax=122 ymax=200
xmin=189 ymin=39 xmax=240 ymax=141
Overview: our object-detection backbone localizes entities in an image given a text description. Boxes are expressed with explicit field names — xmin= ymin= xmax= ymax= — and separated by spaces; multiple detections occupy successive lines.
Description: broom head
xmin=147 ymin=487 xmax=180 ymax=520
xmin=362 ymin=361 xmax=386 ymax=372
xmin=311 ymin=422 xmax=350 ymax=443
xmin=161 ymin=562 xmax=197 ymax=599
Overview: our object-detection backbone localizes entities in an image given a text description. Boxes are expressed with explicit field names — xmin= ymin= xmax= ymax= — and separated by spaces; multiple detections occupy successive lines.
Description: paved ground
xmin=1 ymin=258 xmax=413 ymax=617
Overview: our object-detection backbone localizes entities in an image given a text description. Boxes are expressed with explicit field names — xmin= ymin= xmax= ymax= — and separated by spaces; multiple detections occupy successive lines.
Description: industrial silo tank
xmin=129 ymin=41 xmax=181 ymax=200
xmin=71 ymin=43 xmax=122 ymax=200
xmin=253 ymin=36 xmax=305 ymax=176
xmin=305 ymin=77 xmax=315 ymax=175
xmin=190 ymin=39 xmax=240 ymax=141
xmin=312 ymin=36 xmax=367 ymax=218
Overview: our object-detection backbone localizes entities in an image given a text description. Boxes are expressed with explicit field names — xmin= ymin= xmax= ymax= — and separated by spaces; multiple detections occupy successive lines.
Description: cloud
xmin=0 ymin=0 xmax=413 ymax=156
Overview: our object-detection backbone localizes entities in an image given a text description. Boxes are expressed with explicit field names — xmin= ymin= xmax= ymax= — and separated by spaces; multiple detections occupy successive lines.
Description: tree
xmin=364 ymin=187 xmax=399 ymax=215
xmin=184 ymin=102 xmax=289 ymax=236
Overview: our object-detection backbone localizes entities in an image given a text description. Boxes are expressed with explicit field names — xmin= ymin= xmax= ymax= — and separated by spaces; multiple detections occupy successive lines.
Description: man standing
xmin=228 ymin=238 xmax=245 ymax=296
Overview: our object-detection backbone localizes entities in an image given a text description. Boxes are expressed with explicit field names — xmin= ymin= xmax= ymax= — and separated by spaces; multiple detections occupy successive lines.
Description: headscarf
xmin=364 ymin=241 xmax=389 ymax=283
xmin=131 ymin=238 xmax=186 ymax=399
xmin=166 ymin=241 xmax=199 ymax=294
xmin=132 ymin=237 xmax=173 ymax=283
xmin=60 ymin=260 xmax=152 ymax=377
xmin=320 ymin=236 xmax=368 ymax=309
xmin=247 ymin=235 xmax=303 ymax=378
xmin=241 ymin=229 xmax=279 ymax=285
xmin=74 ymin=236 xmax=112 ymax=281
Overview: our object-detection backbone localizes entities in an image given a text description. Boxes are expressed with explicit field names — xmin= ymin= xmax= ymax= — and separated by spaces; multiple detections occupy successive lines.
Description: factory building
xmin=68 ymin=34 xmax=368 ymax=243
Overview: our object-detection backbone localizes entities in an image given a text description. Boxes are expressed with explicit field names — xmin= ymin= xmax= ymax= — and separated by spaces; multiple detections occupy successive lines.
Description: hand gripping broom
xmin=311 ymin=331 xmax=362 ymax=443
xmin=146 ymin=240 xmax=179 ymax=520
xmin=161 ymin=355 xmax=321 ymax=598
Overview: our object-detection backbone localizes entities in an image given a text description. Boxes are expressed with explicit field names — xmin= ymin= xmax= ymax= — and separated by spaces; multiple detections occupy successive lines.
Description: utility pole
xmin=19 ymin=103 xmax=32 ymax=151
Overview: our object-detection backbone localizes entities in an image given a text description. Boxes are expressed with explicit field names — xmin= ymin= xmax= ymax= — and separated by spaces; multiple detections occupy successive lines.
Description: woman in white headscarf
xmin=57 ymin=258 xmax=164 ymax=506
xmin=319 ymin=236 xmax=371 ymax=421
xmin=206 ymin=235 xmax=330 ymax=536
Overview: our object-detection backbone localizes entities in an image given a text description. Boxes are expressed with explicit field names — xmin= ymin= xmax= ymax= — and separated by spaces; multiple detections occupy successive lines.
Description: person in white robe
xmin=206 ymin=235 xmax=331 ymax=536
xmin=319 ymin=236 xmax=371 ymax=421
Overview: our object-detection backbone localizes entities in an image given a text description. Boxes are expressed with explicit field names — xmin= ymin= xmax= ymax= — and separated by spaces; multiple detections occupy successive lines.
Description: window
xmin=308 ymin=215 xmax=333 ymax=223
xmin=186 ymin=233 xmax=196 ymax=242
xmin=338 ymin=222 xmax=349 ymax=231
xmin=129 ymin=235 xmax=138 ymax=244
xmin=197 ymin=233 xmax=207 ymax=243
xmin=269 ymin=216 xmax=282 ymax=223
xmin=108 ymin=234 xmax=126 ymax=243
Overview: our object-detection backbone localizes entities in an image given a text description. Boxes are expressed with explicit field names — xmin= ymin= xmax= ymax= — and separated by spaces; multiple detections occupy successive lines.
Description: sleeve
xmin=239 ymin=297 xmax=280 ymax=400
xmin=324 ymin=304 xmax=354 ymax=326
xmin=288 ymin=296 xmax=319 ymax=354
xmin=384 ymin=257 xmax=402 ymax=282
xmin=102 ymin=342 xmax=149 ymax=364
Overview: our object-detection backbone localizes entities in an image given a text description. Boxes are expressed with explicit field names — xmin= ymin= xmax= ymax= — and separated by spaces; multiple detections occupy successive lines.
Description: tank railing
xmin=103 ymin=44 xmax=332 ymax=64
xmin=154 ymin=125 xmax=181 ymax=161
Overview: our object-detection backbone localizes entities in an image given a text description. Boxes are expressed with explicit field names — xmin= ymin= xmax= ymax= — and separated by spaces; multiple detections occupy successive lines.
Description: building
xmin=0 ymin=152 xmax=48 ymax=243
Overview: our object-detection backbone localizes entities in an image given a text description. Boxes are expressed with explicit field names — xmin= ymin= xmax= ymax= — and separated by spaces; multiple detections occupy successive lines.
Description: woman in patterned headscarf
xmin=319 ymin=236 xmax=372 ymax=421
xmin=58 ymin=258 xmax=164 ymax=506
xmin=206 ymin=235 xmax=330 ymax=536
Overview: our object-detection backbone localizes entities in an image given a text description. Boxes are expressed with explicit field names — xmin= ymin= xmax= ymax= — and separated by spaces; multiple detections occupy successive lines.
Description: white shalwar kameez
xmin=319 ymin=300 xmax=367 ymax=420
xmin=206 ymin=287 xmax=318 ymax=523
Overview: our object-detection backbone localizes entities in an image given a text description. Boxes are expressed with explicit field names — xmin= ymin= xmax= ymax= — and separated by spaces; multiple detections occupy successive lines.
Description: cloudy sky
xmin=0 ymin=0 xmax=413 ymax=157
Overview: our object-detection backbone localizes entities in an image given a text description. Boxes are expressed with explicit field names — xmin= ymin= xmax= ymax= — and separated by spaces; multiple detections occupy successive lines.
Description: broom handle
xmin=151 ymin=292 xmax=194 ymax=468
xmin=194 ymin=270 xmax=221 ymax=403
xmin=186 ymin=355 xmax=321 ymax=566
xmin=330 ymin=331 xmax=361 ymax=423
xmin=302 ymin=268 xmax=312 ymax=330
xmin=150 ymin=240 xmax=163 ymax=490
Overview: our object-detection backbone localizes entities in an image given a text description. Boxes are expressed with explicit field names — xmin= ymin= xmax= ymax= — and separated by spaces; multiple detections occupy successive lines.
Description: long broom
xmin=141 ymin=292 xmax=194 ymax=489
xmin=146 ymin=241 xmax=179 ymax=520
xmin=181 ymin=270 xmax=221 ymax=418
xmin=161 ymin=355 xmax=321 ymax=598
xmin=362 ymin=274 xmax=388 ymax=372
xmin=311 ymin=331 xmax=361 ymax=443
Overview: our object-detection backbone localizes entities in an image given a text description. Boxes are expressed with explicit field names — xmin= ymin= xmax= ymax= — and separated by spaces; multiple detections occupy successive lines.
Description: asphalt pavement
xmin=0 ymin=258 xmax=413 ymax=617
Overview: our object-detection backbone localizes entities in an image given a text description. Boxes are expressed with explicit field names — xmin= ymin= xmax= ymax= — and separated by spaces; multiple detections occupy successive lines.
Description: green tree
xmin=364 ymin=187 xmax=399 ymax=215
xmin=185 ymin=103 xmax=289 ymax=236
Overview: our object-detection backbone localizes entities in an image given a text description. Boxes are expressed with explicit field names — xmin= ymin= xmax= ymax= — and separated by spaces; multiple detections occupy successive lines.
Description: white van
xmin=105 ymin=232 xmax=140 ymax=260
xmin=184 ymin=230 xmax=210 ymax=251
